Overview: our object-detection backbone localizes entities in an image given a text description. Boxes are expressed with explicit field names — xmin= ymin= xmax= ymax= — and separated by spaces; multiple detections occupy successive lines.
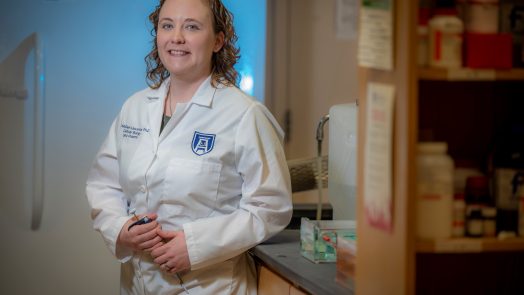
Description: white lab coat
xmin=86 ymin=76 xmax=292 ymax=295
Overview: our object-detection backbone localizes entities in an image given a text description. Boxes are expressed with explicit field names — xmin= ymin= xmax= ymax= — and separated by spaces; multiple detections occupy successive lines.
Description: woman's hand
xmin=117 ymin=213 xmax=164 ymax=253
xmin=151 ymin=230 xmax=190 ymax=274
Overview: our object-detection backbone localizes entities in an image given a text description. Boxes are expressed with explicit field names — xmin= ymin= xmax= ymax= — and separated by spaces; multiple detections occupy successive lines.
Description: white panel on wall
xmin=0 ymin=1 xmax=267 ymax=294
xmin=0 ymin=1 xmax=152 ymax=294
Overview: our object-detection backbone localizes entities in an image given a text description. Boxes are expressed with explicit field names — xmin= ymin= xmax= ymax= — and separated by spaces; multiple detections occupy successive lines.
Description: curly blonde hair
xmin=145 ymin=0 xmax=240 ymax=89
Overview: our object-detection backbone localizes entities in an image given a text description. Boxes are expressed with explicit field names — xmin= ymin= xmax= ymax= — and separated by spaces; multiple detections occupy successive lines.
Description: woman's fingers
xmin=140 ymin=235 xmax=164 ymax=251
xmin=150 ymin=231 xmax=190 ymax=273
xmin=117 ymin=212 xmax=165 ymax=253
xmin=152 ymin=247 xmax=170 ymax=263
xmin=157 ymin=229 xmax=177 ymax=240
xmin=129 ymin=219 xmax=159 ymax=235
xmin=134 ymin=225 xmax=162 ymax=250
xmin=137 ymin=224 xmax=161 ymax=240
xmin=144 ymin=239 xmax=165 ymax=252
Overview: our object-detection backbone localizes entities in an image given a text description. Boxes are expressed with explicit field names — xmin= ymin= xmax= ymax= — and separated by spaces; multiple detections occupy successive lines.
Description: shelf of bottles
xmin=417 ymin=237 xmax=524 ymax=253
xmin=418 ymin=67 xmax=524 ymax=81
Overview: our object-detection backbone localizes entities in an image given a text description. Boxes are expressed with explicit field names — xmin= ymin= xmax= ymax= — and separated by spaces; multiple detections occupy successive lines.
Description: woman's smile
xmin=167 ymin=49 xmax=190 ymax=56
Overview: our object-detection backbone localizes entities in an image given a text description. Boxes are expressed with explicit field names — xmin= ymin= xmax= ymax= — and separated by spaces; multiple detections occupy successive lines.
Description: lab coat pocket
xmin=162 ymin=158 xmax=222 ymax=219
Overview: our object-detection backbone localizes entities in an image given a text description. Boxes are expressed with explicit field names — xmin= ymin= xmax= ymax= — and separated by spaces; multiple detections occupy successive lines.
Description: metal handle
xmin=315 ymin=114 xmax=329 ymax=220
xmin=31 ymin=33 xmax=45 ymax=230
xmin=0 ymin=32 xmax=45 ymax=230
xmin=0 ymin=87 xmax=28 ymax=99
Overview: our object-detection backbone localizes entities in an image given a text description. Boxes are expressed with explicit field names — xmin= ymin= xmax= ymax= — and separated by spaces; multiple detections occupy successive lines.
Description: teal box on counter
xmin=300 ymin=217 xmax=356 ymax=263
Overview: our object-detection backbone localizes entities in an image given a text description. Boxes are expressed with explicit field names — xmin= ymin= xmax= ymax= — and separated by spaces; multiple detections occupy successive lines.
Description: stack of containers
xmin=464 ymin=176 xmax=495 ymax=237
xmin=462 ymin=0 xmax=513 ymax=68
xmin=426 ymin=0 xmax=514 ymax=69
xmin=451 ymin=167 xmax=482 ymax=237
xmin=428 ymin=1 xmax=464 ymax=68
xmin=417 ymin=142 xmax=454 ymax=239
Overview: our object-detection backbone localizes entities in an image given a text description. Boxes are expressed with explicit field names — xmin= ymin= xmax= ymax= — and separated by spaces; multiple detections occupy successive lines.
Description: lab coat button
xmin=140 ymin=186 xmax=146 ymax=193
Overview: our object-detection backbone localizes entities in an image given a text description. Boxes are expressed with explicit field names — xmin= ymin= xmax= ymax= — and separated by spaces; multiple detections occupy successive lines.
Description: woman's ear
xmin=213 ymin=31 xmax=225 ymax=53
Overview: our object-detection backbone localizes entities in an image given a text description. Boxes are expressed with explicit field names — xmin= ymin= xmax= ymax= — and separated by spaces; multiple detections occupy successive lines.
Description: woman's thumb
xmin=146 ymin=213 xmax=158 ymax=220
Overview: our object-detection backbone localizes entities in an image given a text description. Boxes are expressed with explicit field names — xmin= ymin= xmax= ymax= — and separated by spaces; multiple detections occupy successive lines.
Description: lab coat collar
xmin=144 ymin=81 xmax=167 ymax=103
xmin=144 ymin=75 xmax=219 ymax=107
xmin=191 ymin=75 xmax=218 ymax=108
xmin=144 ymin=76 xmax=220 ymax=146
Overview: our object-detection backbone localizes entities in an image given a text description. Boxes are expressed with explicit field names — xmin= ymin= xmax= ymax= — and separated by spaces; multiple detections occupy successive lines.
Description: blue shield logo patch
xmin=192 ymin=131 xmax=216 ymax=156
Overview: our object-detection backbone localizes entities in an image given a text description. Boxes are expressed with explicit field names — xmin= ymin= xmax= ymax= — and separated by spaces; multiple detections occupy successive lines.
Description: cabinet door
xmin=290 ymin=285 xmax=308 ymax=295
xmin=356 ymin=0 xmax=419 ymax=294
xmin=258 ymin=266 xmax=291 ymax=295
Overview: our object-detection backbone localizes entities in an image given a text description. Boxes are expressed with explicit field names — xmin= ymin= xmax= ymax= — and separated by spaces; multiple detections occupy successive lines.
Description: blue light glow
xmin=239 ymin=66 xmax=254 ymax=95
xmin=223 ymin=0 xmax=266 ymax=101
xmin=240 ymin=74 xmax=254 ymax=95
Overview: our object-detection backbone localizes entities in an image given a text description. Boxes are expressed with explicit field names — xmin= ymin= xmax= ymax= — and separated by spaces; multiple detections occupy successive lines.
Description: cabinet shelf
xmin=417 ymin=237 xmax=524 ymax=253
xmin=418 ymin=67 xmax=524 ymax=81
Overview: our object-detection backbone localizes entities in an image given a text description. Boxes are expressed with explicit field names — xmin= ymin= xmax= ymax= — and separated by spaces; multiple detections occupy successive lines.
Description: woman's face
xmin=157 ymin=0 xmax=224 ymax=82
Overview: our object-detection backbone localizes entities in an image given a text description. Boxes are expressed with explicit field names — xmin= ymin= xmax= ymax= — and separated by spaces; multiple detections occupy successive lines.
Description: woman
xmin=85 ymin=0 xmax=292 ymax=294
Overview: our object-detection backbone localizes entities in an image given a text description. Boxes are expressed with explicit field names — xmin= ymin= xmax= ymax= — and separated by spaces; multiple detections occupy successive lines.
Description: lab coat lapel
xmin=144 ymin=83 xmax=168 ymax=150
xmin=190 ymin=76 xmax=217 ymax=108
xmin=158 ymin=104 xmax=186 ymax=143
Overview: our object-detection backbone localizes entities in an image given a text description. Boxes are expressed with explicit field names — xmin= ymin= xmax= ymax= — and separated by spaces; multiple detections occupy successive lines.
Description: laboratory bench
xmin=251 ymin=230 xmax=353 ymax=295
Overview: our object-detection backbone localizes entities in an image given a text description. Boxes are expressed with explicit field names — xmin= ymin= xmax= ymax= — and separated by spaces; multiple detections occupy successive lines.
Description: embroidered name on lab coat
xmin=192 ymin=131 xmax=216 ymax=156
xmin=121 ymin=124 xmax=150 ymax=139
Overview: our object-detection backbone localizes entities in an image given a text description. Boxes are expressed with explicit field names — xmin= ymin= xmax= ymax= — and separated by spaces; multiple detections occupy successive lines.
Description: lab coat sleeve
xmin=85 ymin=117 xmax=132 ymax=262
xmin=183 ymin=103 xmax=293 ymax=270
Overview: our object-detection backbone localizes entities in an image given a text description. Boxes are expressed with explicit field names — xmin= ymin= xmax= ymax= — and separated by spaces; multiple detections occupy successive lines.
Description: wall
xmin=267 ymin=0 xmax=359 ymax=204
xmin=0 ymin=0 xmax=266 ymax=294
xmin=268 ymin=0 xmax=359 ymax=160
xmin=223 ymin=0 xmax=267 ymax=100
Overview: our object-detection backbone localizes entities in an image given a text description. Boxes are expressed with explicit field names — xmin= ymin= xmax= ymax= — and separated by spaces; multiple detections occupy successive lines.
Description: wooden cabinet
xmin=258 ymin=266 xmax=290 ymax=295
xmin=355 ymin=1 xmax=524 ymax=294
xmin=258 ymin=266 xmax=307 ymax=295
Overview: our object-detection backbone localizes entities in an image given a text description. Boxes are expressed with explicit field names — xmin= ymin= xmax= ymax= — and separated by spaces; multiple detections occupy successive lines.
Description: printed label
xmin=121 ymin=124 xmax=150 ymax=139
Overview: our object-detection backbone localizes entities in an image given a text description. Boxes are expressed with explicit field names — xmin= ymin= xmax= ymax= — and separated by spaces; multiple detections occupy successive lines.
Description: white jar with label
xmin=465 ymin=0 xmax=499 ymax=33
xmin=417 ymin=142 xmax=455 ymax=239
xmin=428 ymin=9 xmax=464 ymax=68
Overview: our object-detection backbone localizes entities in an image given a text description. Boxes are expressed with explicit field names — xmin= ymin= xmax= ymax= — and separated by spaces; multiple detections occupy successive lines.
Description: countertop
xmin=251 ymin=230 xmax=353 ymax=295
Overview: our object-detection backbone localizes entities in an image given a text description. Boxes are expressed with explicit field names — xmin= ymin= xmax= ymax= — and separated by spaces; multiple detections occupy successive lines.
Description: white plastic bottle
xmin=417 ymin=142 xmax=454 ymax=239
xmin=428 ymin=8 xmax=464 ymax=68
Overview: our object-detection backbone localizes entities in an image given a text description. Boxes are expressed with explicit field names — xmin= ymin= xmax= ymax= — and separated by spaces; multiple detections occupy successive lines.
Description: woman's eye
xmin=185 ymin=24 xmax=199 ymax=31
xmin=161 ymin=23 xmax=173 ymax=30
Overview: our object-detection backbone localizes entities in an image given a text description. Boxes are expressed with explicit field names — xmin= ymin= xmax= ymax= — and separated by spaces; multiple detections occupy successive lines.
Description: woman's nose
xmin=171 ymin=27 xmax=185 ymax=44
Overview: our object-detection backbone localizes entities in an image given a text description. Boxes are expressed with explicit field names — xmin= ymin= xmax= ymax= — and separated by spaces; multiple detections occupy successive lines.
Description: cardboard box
xmin=464 ymin=33 xmax=513 ymax=69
